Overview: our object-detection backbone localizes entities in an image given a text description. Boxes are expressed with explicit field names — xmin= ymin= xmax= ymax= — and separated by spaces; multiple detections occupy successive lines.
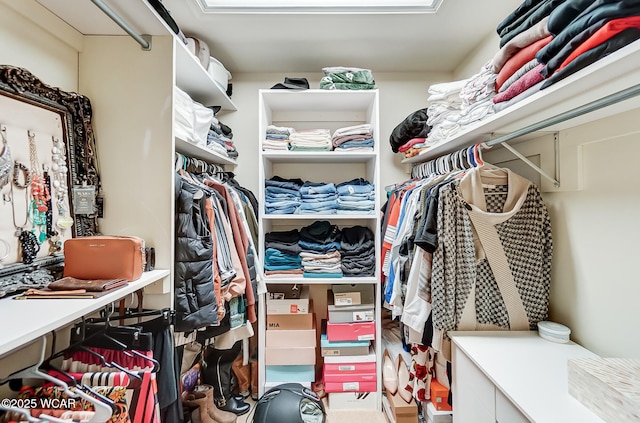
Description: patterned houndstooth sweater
xmin=431 ymin=167 xmax=552 ymax=351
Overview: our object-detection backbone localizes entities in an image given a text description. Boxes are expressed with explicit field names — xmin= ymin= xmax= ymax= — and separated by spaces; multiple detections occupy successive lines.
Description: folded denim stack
xmin=265 ymin=176 xmax=303 ymax=214
xmin=340 ymin=226 xmax=375 ymax=277
xmin=299 ymin=221 xmax=343 ymax=278
xmin=264 ymin=229 xmax=302 ymax=277
xmin=331 ymin=123 xmax=375 ymax=152
xmin=336 ymin=178 xmax=375 ymax=214
xmin=297 ymin=181 xmax=338 ymax=215
xmin=263 ymin=125 xmax=294 ymax=151
xmin=289 ymin=129 xmax=332 ymax=151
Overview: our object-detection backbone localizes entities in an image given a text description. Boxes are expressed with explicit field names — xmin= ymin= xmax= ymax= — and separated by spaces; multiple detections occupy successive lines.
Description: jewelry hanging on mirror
xmin=27 ymin=130 xmax=49 ymax=243
xmin=51 ymin=136 xmax=73 ymax=232
xmin=0 ymin=125 xmax=12 ymax=190
xmin=0 ymin=238 xmax=10 ymax=268
xmin=11 ymin=158 xmax=37 ymax=264
xmin=44 ymin=169 xmax=61 ymax=255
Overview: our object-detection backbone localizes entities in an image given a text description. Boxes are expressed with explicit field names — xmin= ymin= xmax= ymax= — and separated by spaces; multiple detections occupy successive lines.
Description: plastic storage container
xmin=537 ymin=321 xmax=571 ymax=343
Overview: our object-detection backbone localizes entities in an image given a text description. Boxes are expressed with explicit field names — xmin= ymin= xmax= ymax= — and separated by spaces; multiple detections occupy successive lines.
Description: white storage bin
xmin=208 ymin=56 xmax=232 ymax=91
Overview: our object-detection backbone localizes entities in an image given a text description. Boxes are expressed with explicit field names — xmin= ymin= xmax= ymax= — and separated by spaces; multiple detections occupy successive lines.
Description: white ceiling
xmin=37 ymin=0 xmax=524 ymax=74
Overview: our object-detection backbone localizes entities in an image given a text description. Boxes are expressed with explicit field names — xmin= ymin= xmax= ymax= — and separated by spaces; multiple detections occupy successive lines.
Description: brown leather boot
xmin=182 ymin=391 xmax=215 ymax=423
xmin=232 ymin=355 xmax=251 ymax=398
xmin=250 ymin=361 xmax=259 ymax=400
xmin=196 ymin=384 xmax=237 ymax=423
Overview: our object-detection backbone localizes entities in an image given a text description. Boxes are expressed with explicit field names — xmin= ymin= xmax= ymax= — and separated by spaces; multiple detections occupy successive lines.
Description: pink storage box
xmin=265 ymin=346 xmax=316 ymax=365
xmin=324 ymin=380 xmax=377 ymax=393
xmin=323 ymin=362 xmax=376 ymax=375
xmin=323 ymin=370 xmax=377 ymax=384
xmin=326 ymin=321 xmax=375 ymax=342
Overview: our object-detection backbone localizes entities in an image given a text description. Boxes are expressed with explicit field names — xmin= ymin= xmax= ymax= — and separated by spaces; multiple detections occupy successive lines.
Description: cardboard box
xmin=267 ymin=285 xmax=310 ymax=314
xmin=323 ymin=361 xmax=376 ymax=375
xmin=321 ymin=334 xmax=370 ymax=357
xmin=266 ymin=317 xmax=316 ymax=348
xmin=387 ymin=389 xmax=418 ymax=423
xmin=323 ymin=370 xmax=376 ymax=384
xmin=328 ymin=302 xmax=375 ymax=323
xmin=265 ymin=365 xmax=315 ymax=383
xmin=323 ymin=347 xmax=376 ymax=364
xmin=332 ymin=284 xmax=375 ymax=305
xmin=265 ymin=381 xmax=311 ymax=390
xmin=324 ymin=380 xmax=377 ymax=393
xmin=424 ymin=401 xmax=453 ymax=423
xmin=429 ymin=378 xmax=452 ymax=411
xmin=265 ymin=346 xmax=316 ymax=365
xmin=328 ymin=391 xmax=378 ymax=410
xmin=267 ymin=312 xmax=314 ymax=330
xmin=326 ymin=320 xmax=375 ymax=342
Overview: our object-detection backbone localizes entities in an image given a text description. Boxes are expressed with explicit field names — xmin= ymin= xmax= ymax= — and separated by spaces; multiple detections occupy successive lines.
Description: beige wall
xmin=1 ymin=1 xmax=637 ymax=387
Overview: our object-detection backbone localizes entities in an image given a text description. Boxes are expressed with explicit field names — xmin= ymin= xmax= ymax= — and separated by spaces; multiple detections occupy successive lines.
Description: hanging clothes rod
xmin=486 ymin=82 xmax=640 ymax=148
xmin=468 ymin=81 xmax=640 ymax=188
xmin=90 ymin=0 xmax=152 ymax=51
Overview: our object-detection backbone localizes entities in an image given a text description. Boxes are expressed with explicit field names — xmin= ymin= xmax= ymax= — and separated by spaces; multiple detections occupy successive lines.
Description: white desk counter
xmin=0 ymin=269 xmax=169 ymax=358
xmin=450 ymin=331 xmax=606 ymax=423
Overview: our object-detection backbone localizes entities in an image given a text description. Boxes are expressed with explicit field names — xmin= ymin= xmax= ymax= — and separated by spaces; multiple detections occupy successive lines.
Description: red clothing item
xmin=558 ymin=16 xmax=640 ymax=72
xmin=494 ymin=64 xmax=545 ymax=104
xmin=398 ymin=137 xmax=427 ymax=153
xmin=496 ymin=35 xmax=552 ymax=91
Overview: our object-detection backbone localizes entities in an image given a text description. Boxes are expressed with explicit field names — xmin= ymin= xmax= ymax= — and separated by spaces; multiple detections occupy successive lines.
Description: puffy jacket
xmin=174 ymin=176 xmax=218 ymax=332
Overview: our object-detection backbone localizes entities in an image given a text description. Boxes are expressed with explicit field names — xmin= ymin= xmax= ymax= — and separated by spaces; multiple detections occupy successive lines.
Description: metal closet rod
xmin=486 ymin=81 xmax=640 ymax=147
xmin=90 ymin=0 xmax=152 ymax=51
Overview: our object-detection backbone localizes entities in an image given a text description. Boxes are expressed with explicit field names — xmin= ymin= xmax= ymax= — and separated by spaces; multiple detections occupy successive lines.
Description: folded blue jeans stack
xmin=265 ymin=176 xmax=303 ymax=214
xmin=336 ymin=178 xmax=375 ymax=214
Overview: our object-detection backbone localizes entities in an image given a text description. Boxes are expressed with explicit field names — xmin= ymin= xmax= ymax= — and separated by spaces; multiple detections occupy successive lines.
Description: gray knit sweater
xmin=431 ymin=168 xmax=552 ymax=349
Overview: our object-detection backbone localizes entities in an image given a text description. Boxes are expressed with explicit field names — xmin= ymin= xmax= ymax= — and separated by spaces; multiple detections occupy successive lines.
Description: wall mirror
xmin=0 ymin=65 xmax=101 ymax=284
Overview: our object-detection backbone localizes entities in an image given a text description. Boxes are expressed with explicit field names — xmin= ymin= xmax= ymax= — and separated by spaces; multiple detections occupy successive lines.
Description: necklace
xmin=0 ymin=126 xmax=12 ymax=189
xmin=28 ymin=131 xmax=49 ymax=243
xmin=51 ymin=136 xmax=73 ymax=232
xmin=13 ymin=161 xmax=30 ymax=188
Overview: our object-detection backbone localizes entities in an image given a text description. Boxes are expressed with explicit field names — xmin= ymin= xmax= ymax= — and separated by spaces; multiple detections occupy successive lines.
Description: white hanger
xmin=0 ymin=338 xmax=113 ymax=423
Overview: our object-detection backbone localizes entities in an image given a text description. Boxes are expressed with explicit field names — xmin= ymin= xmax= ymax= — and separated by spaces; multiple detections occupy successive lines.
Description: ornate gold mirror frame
xmin=0 ymin=65 xmax=101 ymax=238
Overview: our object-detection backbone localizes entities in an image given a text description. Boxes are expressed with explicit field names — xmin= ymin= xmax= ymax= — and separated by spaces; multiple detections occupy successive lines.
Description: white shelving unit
xmin=257 ymin=89 xmax=382 ymax=409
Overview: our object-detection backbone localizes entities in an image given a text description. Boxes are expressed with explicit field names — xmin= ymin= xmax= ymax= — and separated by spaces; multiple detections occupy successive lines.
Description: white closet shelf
xmin=403 ymin=39 xmax=640 ymax=164
xmin=261 ymin=151 xmax=376 ymax=163
xmin=261 ymin=214 xmax=377 ymax=221
xmin=174 ymin=40 xmax=237 ymax=111
xmin=264 ymin=276 xmax=378 ymax=285
xmin=0 ymin=269 xmax=170 ymax=358
xmin=175 ymin=137 xmax=238 ymax=166
xmin=260 ymin=89 xmax=378 ymax=112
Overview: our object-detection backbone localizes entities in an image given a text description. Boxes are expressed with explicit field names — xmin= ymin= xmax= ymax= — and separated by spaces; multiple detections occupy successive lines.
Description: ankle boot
xmin=182 ymin=391 xmax=215 ymax=423
xmin=196 ymin=384 xmax=237 ymax=423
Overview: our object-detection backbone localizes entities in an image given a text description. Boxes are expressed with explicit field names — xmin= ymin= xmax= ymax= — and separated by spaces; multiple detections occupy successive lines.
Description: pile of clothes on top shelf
xmin=174 ymin=87 xmax=238 ymax=160
xmin=262 ymin=124 xmax=375 ymax=152
xmin=388 ymin=0 xmax=640 ymax=158
xmin=320 ymin=67 xmax=376 ymax=90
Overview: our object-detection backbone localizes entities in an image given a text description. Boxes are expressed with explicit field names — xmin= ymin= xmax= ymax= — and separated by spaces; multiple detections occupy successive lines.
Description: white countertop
xmin=0 ymin=269 xmax=169 ymax=358
xmin=450 ymin=331 xmax=606 ymax=423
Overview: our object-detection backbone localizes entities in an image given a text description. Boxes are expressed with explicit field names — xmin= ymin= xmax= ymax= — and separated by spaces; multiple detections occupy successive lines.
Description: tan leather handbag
xmin=63 ymin=235 xmax=146 ymax=282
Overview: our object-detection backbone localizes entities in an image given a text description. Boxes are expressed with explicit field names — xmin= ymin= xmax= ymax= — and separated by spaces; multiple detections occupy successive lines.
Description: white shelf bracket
xmin=492 ymin=133 xmax=560 ymax=188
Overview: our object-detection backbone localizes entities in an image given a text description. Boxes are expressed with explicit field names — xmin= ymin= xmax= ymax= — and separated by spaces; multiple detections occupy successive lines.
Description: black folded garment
xmin=271 ymin=77 xmax=310 ymax=90
xmin=389 ymin=107 xmax=431 ymax=153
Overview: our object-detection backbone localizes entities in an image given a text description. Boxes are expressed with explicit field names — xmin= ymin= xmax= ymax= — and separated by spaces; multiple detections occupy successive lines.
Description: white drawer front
xmin=496 ymin=390 xmax=530 ymax=423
